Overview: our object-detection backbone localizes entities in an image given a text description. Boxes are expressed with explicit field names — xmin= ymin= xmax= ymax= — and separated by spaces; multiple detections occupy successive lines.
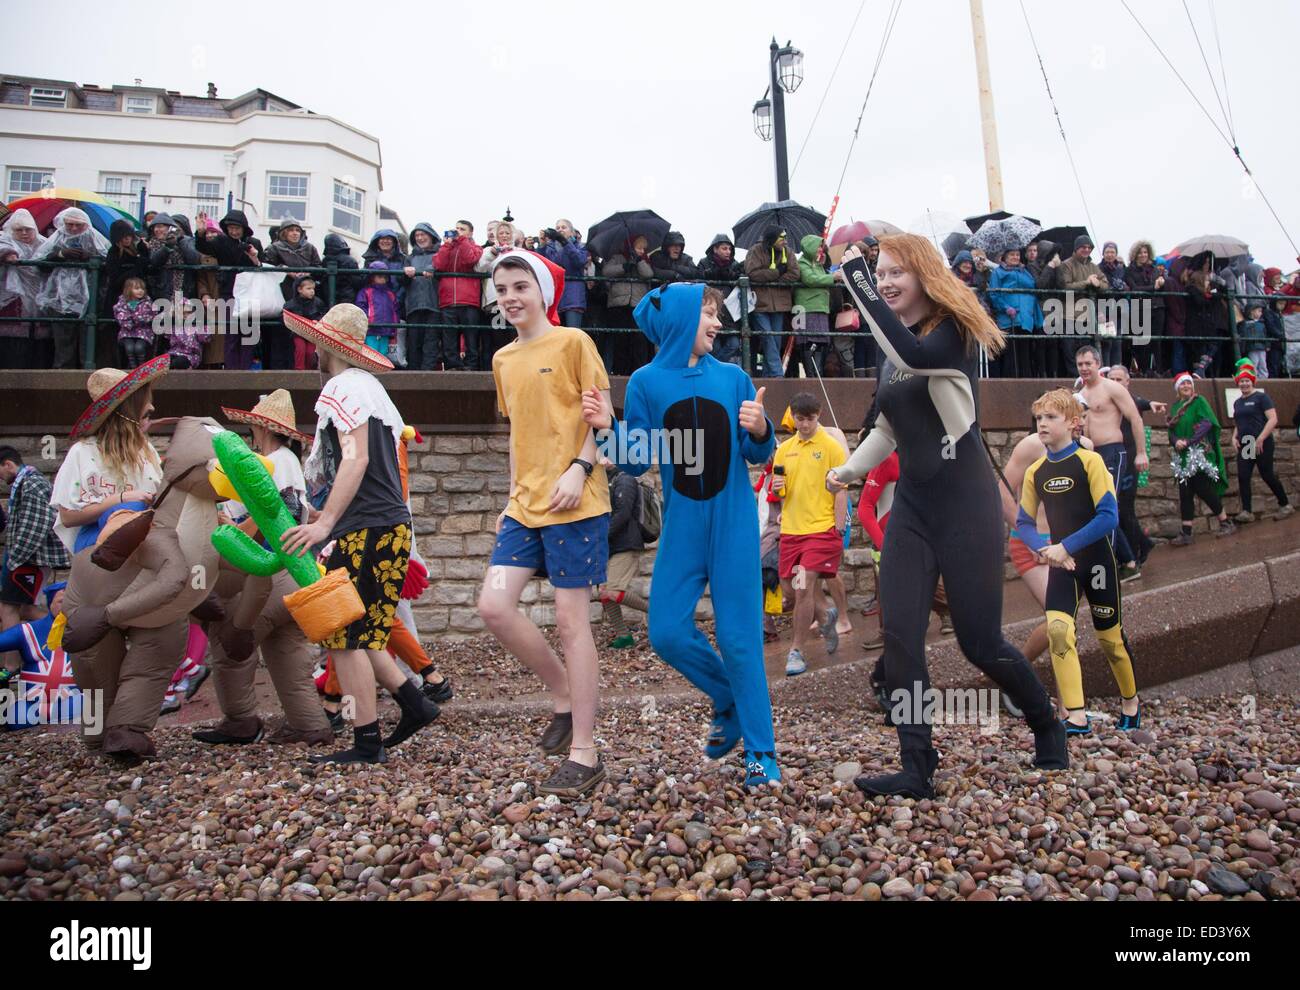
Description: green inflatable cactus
xmin=210 ymin=430 xmax=321 ymax=588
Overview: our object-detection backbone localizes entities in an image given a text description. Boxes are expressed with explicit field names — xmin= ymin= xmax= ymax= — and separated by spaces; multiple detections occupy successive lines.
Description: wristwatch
xmin=570 ymin=458 xmax=594 ymax=476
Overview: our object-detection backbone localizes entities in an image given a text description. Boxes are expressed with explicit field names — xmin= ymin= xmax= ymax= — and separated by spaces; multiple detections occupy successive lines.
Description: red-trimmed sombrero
xmin=221 ymin=388 xmax=313 ymax=445
xmin=282 ymin=303 xmax=393 ymax=373
xmin=69 ymin=354 xmax=170 ymax=441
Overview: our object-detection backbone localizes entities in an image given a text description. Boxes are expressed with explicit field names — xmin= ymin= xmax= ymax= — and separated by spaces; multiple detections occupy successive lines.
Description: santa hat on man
xmin=490 ymin=249 xmax=567 ymax=326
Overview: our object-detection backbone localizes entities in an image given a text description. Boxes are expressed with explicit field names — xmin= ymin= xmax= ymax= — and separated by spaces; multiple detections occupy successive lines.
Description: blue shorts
xmin=490 ymin=514 xmax=610 ymax=588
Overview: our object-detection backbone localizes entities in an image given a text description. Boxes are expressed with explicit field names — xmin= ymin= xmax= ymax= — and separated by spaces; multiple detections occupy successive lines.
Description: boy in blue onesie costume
xmin=582 ymin=282 xmax=780 ymax=786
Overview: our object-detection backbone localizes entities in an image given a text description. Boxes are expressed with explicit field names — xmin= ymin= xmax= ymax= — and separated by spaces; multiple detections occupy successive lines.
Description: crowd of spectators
xmin=2 ymin=205 xmax=1297 ymax=379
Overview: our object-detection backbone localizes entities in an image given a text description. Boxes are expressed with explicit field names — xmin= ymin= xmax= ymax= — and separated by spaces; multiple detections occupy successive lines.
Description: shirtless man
xmin=1107 ymin=365 xmax=1167 ymax=567
xmin=1075 ymin=345 xmax=1147 ymax=577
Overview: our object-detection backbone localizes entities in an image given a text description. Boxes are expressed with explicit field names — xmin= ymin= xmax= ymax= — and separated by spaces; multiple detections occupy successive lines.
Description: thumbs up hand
xmin=739 ymin=386 xmax=770 ymax=440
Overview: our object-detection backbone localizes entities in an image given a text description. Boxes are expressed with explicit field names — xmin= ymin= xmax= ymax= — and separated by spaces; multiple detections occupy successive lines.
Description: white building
xmin=0 ymin=75 xmax=392 ymax=251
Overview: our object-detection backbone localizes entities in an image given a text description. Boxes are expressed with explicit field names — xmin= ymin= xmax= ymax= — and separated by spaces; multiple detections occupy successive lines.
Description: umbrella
xmin=828 ymin=221 xmax=871 ymax=264
xmin=908 ymin=210 xmax=968 ymax=253
xmin=733 ymin=200 xmax=827 ymax=250
xmin=865 ymin=219 xmax=903 ymax=236
xmin=969 ymin=215 xmax=1042 ymax=258
xmin=1173 ymin=234 xmax=1250 ymax=259
xmin=586 ymin=209 xmax=671 ymax=261
xmin=1 ymin=187 xmax=138 ymax=238
xmin=965 ymin=209 xmax=1040 ymax=234
xmin=1037 ymin=225 xmax=1091 ymax=260
xmin=942 ymin=231 xmax=972 ymax=262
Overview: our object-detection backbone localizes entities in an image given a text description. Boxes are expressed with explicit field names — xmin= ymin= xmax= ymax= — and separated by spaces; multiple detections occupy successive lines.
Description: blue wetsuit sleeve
xmin=1014 ymin=507 xmax=1049 ymax=553
xmin=1060 ymin=455 xmax=1119 ymax=554
xmin=1061 ymin=491 xmax=1119 ymax=555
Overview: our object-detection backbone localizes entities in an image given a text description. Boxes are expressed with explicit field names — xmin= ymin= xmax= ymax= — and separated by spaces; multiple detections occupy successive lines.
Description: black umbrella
xmin=587 ymin=209 xmax=672 ymax=261
xmin=1038 ymin=225 xmax=1091 ymax=256
xmin=965 ymin=209 xmax=1041 ymax=234
xmin=733 ymin=200 xmax=827 ymax=251
xmin=942 ymin=231 xmax=971 ymax=262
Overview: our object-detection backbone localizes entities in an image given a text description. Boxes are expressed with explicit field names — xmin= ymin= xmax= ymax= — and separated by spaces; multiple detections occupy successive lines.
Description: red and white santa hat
xmin=490 ymin=249 xmax=567 ymax=326
xmin=1173 ymin=372 xmax=1195 ymax=391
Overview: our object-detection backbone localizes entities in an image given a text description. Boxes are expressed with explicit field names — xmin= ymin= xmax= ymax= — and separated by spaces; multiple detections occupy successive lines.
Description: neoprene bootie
xmin=1033 ymin=718 xmax=1069 ymax=770
xmin=855 ymin=747 xmax=939 ymax=799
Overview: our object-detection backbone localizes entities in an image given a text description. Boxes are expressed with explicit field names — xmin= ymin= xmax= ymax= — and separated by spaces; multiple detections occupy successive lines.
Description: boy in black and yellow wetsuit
xmin=1015 ymin=389 xmax=1141 ymax=736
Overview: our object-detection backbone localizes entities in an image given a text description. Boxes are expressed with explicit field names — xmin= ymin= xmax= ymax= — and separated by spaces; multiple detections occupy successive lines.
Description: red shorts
xmin=779 ymin=527 xmax=843 ymax=579
xmin=1008 ymin=534 xmax=1047 ymax=577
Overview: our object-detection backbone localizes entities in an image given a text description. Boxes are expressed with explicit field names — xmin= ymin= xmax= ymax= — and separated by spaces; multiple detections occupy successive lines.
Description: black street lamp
xmin=753 ymin=38 xmax=804 ymax=201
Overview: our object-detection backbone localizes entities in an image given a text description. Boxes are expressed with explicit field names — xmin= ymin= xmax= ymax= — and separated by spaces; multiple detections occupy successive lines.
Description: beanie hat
xmin=1074 ymin=235 xmax=1094 ymax=251
xmin=490 ymin=249 xmax=567 ymax=326
xmin=1103 ymin=241 xmax=1118 ymax=254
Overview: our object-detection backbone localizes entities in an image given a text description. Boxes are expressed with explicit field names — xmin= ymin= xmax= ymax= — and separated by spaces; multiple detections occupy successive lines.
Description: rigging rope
xmin=791 ymin=0 xmax=869 ymax=179
xmin=1121 ymin=0 xmax=1298 ymax=257
xmin=1207 ymin=0 xmax=1237 ymax=139
xmin=1018 ymin=0 xmax=1097 ymax=238
xmin=1182 ymin=0 xmax=1235 ymax=144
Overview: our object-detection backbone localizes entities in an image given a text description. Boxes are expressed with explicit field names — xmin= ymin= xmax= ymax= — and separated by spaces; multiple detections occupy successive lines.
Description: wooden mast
xmin=969 ymin=0 xmax=1005 ymax=212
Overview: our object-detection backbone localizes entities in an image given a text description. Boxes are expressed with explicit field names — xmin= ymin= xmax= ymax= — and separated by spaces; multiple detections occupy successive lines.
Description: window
xmin=332 ymin=180 xmax=364 ymax=235
xmin=29 ymin=87 xmax=67 ymax=108
xmin=267 ymin=173 xmax=308 ymax=223
xmin=193 ymin=178 xmax=223 ymax=219
xmin=7 ymin=169 xmax=53 ymax=197
xmin=124 ymin=95 xmax=156 ymax=114
xmin=100 ymin=174 xmax=148 ymax=213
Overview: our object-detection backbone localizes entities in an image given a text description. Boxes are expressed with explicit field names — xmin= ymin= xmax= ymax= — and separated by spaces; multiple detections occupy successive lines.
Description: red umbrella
xmin=829 ymin=221 xmax=871 ymax=263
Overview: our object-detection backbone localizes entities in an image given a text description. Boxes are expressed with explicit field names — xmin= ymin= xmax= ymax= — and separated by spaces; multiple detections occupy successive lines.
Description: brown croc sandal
xmin=539 ymin=712 xmax=573 ymax=755
xmin=538 ymin=759 xmax=606 ymax=798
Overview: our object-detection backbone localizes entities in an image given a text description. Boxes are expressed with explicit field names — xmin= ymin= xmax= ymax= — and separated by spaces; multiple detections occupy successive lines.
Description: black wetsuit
xmin=835 ymin=257 xmax=1062 ymax=765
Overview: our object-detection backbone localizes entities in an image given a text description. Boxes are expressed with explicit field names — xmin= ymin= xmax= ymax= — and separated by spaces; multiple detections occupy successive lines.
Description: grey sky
xmin=10 ymin=0 xmax=1298 ymax=267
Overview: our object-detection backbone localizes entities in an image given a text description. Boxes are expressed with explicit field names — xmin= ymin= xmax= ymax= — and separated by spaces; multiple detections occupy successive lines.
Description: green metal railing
xmin=1 ymin=256 xmax=1293 ymax=376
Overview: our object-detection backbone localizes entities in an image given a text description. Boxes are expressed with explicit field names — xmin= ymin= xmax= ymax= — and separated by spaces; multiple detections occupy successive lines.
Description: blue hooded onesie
xmin=602 ymin=282 xmax=779 ymax=780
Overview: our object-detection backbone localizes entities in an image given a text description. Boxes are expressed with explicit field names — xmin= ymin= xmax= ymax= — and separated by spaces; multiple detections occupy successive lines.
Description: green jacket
xmin=795 ymin=234 xmax=834 ymax=315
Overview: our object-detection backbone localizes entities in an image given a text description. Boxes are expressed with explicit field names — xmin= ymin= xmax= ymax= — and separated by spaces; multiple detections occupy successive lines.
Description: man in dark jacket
xmin=403 ymin=222 xmax=442 ymax=371
xmin=744 ymin=227 xmax=801 ymax=377
xmin=650 ymin=232 xmax=696 ymax=285
xmin=697 ymin=233 xmax=744 ymax=365
xmin=322 ymin=233 xmax=363 ymax=305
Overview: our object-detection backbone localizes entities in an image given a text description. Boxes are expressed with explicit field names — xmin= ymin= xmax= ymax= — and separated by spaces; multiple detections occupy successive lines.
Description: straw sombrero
xmin=69 ymin=354 xmax=171 ymax=441
xmin=221 ymin=388 xmax=313 ymax=445
xmin=282 ymin=303 xmax=393 ymax=373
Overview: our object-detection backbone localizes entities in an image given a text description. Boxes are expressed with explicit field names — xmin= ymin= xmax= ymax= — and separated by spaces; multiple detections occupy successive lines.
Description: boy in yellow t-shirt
xmin=772 ymin=392 xmax=847 ymax=676
xmin=480 ymin=250 xmax=611 ymax=798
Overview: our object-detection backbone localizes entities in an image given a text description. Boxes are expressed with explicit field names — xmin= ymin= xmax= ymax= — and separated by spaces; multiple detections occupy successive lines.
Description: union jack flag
xmin=15 ymin=625 xmax=82 ymax=727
